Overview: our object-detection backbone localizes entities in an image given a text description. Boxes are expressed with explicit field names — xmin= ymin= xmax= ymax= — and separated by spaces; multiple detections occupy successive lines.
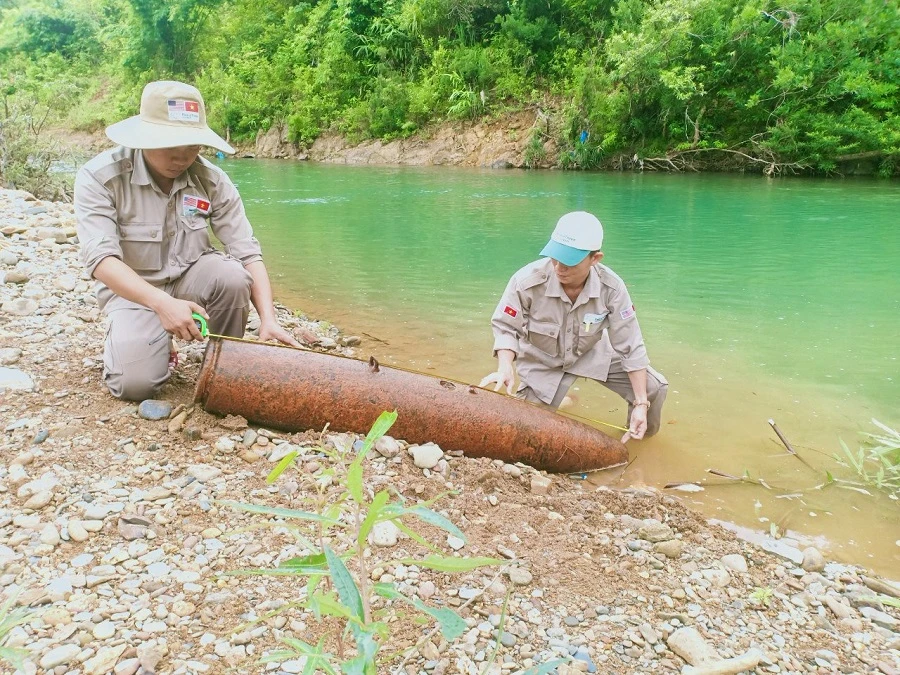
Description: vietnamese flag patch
xmin=503 ymin=305 xmax=518 ymax=318
xmin=183 ymin=194 xmax=211 ymax=215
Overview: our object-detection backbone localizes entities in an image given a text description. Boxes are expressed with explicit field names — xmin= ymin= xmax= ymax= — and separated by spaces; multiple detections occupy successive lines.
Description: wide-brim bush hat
xmin=105 ymin=80 xmax=234 ymax=154
xmin=539 ymin=211 xmax=604 ymax=266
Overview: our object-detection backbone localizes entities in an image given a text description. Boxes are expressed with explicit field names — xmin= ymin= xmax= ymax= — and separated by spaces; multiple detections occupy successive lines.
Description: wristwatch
xmin=633 ymin=399 xmax=651 ymax=409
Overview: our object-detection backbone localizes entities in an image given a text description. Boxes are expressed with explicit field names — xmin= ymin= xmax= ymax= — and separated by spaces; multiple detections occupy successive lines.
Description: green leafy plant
xmin=0 ymin=72 xmax=77 ymax=200
xmin=523 ymin=127 xmax=548 ymax=168
xmin=837 ymin=419 xmax=900 ymax=499
xmin=0 ymin=593 xmax=33 ymax=671
xmin=749 ymin=586 xmax=774 ymax=608
xmin=226 ymin=411 xmax=502 ymax=673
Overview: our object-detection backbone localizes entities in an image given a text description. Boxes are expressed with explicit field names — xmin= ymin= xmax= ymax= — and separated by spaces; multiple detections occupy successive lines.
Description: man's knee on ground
xmin=105 ymin=355 xmax=169 ymax=402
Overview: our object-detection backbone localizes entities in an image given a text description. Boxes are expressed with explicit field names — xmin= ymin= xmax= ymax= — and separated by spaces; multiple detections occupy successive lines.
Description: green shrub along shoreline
xmin=0 ymin=0 xmax=898 ymax=193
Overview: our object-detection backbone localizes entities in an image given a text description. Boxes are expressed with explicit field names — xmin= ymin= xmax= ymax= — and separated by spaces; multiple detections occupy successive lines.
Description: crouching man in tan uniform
xmin=480 ymin=211 xmax=668 ymax=441
xmin=74 ymin=80 xmax=300 ymax=401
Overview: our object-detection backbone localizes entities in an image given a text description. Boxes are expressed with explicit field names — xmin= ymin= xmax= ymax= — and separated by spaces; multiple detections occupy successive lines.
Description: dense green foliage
xmin=0 ymin=0 xmax=897 ymax=175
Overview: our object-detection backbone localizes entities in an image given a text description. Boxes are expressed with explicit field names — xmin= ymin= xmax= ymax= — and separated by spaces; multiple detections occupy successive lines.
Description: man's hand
xmin=259 ymin=319 xmax=302 ymax=348
xmin=479 ymin=362 xmax=516 ymax=395
xmin=153 ymin=296 xmax=207 ymax=341
xmin=622 ymin=403 xmax=648 ymax=442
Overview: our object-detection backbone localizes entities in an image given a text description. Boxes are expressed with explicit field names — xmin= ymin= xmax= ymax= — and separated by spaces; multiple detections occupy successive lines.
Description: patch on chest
xmin=183 ymin=195 xmax=211 ymax=216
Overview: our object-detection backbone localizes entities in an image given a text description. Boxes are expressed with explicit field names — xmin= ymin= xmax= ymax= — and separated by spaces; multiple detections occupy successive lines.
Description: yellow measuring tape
xmin=191 ymin=313 xmax=629 ymax=432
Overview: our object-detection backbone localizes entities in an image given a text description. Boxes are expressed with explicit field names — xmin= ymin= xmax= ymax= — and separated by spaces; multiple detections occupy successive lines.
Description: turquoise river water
xmin=221 ymin=160 xmax=899 ymax=575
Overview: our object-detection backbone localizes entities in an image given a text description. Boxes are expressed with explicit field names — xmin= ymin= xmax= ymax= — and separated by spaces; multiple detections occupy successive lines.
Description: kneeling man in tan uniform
xmin=75 ymin=80 xmax=300 ymax=401
xmin=481 ymin=211 xmax=668 ymax=441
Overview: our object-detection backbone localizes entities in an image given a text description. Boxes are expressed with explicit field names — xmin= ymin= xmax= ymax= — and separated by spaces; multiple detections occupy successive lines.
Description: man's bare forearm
xmin=245 ymin=260 xmax=277 ymax=324
xmin=627 ymin=368 xmax=648 ymax=402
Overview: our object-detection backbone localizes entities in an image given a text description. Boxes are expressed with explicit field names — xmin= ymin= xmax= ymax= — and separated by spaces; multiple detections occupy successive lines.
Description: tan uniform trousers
xmin=102 ymin=252 xmax=252 ymax=401
xmin=518 ymin=362 xmax=668 ymax=437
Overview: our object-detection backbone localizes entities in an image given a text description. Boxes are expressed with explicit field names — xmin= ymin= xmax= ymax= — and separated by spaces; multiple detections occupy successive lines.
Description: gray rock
xmin=666 ymin=626 xmax=719 ymax=666
xmin=860 ymin=606 xmax=898 ymax=630
xmin=1 ymin=298 xmax=38 ymax=315
xmin=374 ymin=435 xmax=401 ymax=458
xmin=639 ymin=623 xmax=659 ymax=645
xmin=0 ymin=347 xmax=22 ymax=365
xmin=447 ymin=535 xmax=465 ymax=551
xmin=701 ymin=568 xmax=731 ymax=588
xmin=654 ymin=539 xmax=683 ymax=559
xmin=760 ymin=538 xmax=804 ymax=565
xmin=84 ymin=645 xmax=128 ymax=675
xmin=138 ymin=399 xmax=174 ymax=420
xmin=862 ymin=575 xmax=900 ymax=599
xmin=411 ymin=442 xmax=443 ymax=469
xmin=370 ymin=520 xmax=400 ymax=547
xmin=800 ymin=547 xmax=826 ymax=572
xmin=639 ymin=520 xmax=674 ymax=543
xmin=719 ymin=554 xmax=748 ymax=573
xmin=506 ymin=567 xmax=533 ymax=586
xmin=0 ymin=367 xmax=34 ymax=392
xmin=2 ymin=270 xmax=28 ymax=283
xmin=681 ymin=650 xmax=763 ymax=675
xmin=499 ymin=631 xmax=516 ymax=647
xmin=39 ymin=644 xmax=81 ymax=669
xmin=530 ymin=475 xmax=551 ymax=495
xmin=187 ymin=464 xmax=222 ymax=482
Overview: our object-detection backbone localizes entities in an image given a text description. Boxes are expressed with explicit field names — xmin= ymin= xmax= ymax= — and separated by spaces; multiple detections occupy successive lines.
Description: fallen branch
xmin=768 ymin=419 xmax=816 ymax=470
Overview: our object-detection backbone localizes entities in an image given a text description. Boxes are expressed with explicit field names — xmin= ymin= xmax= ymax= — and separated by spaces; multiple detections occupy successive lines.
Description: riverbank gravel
xmin=1 ymin=188 xmax=898 ymax=674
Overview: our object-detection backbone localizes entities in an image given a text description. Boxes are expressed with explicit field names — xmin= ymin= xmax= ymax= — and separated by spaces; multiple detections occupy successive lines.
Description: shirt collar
xmin=543 ymin=261 xmax=602 ymax=307
xmin=131 ymin=150 xmax=195 ymax=193
xmin=130 ymin=150 xmax=152 ymax=187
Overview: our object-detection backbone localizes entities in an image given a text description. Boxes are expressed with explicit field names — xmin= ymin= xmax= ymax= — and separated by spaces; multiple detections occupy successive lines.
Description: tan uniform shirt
xmin=74 ymin=146 xmax=263 ymax=307
xmin=491 ymin=258 xmax=650 ymax=404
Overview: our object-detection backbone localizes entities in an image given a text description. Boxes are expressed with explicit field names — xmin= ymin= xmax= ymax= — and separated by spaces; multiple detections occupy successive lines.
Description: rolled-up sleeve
xmin=210 ymin=177 xmax=263 ymax=265
xmin=491 ymin=275 xmax=525 ymax=357
xmin=606 ymin=284 xmax=650 ymax=371
xmin=74 ymin=168 xmax=123 ymax=277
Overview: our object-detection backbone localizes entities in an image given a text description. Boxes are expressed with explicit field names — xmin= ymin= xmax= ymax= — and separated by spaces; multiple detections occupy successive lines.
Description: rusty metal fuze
xmin=194 ymin=338 xmax=629 ymax=473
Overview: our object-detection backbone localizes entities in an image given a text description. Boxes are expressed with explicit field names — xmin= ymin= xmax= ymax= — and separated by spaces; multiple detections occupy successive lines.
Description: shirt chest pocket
xmin=175 ymin=214 xmax=212 ymax=265
xmin=119 ymin=223 xmax=163 ymax=272
xmin=526 ymin=320 xmax=560 ymax=357
xmin=575 ymin=320 xmax=606 ymax=356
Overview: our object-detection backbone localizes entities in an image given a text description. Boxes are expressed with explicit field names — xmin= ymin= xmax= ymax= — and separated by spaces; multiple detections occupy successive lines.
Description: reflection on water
xmin=223 ymin=159 xmax=900 ymax=576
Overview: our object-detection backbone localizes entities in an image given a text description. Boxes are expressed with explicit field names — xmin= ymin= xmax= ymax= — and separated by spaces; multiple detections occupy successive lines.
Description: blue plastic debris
xmin=572 ymin=646 xmax=597 ymax=673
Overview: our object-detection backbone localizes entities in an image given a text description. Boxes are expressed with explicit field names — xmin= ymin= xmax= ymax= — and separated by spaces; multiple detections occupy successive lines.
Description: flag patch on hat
xmin=620 ymin=304 xmax=636 ymax=320
xmin=167 ymin=99 xmax=200 ymax=122
xmin=183 ymin=195 xmax=210 ymax=216
xmin=503 ymin=305 xmax=518 ymax=318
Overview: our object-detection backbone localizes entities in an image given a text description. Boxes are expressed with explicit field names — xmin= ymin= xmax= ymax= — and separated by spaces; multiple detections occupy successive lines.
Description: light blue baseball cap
xmin=539 ymin=211 xmax=603 ymax=265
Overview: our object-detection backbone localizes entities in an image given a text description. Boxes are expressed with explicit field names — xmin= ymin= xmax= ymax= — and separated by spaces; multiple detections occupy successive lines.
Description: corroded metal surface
xmin=194 ymin=339 xmax=628 ymax=473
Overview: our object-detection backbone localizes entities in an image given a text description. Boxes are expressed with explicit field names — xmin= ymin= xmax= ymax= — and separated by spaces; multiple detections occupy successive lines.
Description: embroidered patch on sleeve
xmin=620 ymin=304 xmax=636 ymax=320
xmin=503 ymin=305 xmax=518 ymax=318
